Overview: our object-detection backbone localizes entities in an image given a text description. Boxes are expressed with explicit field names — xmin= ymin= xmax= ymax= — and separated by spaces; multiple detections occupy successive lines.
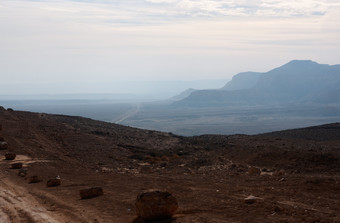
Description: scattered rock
xmin=160 ymin=155 xmax=169 ymax=161
xmin=29 ymin=175 xmax=42 ymax=184
xmin=140 ymin=165 xmax=153 ymax=174
xmin=11 ymin=162 xmax=23 ymax=169
xmin=135 ymin=190 xmax=178 ymax=221
xmin=244 ymin=195 xmax=260 ymax=204
xmin=273 ymin=205 xmax=283 ymax=213
xmin=47 ymin=178 xmax=61 ymax=187
xmin=159 ymin=162 xmax=167 ymax=168
xmin=4 ymin=152 xmax=16 ymax=160
xmin=248 ymin=166 xmax=261 ymax=175
xmin=274 ymin=170 xmax=285 ymax=177
xmin=279 ymin=178 xmax=287 ymax=182
xmin=0 ymin=141 xmax=8 ymax=150
xmin=80 ymin=187 xmax=103 ymax=199
xmin=18 ymin=168 xmax=28 ymax=177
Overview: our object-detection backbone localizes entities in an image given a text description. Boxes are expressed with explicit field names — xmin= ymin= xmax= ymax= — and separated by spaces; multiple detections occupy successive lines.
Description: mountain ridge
xmin=175 ymin=60 xmax=340 ymax=107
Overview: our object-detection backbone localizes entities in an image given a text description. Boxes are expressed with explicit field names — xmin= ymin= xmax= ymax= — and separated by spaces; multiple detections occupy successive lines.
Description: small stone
xmin=135 ymin=190 xmax=178 ymax=221
xmin=274 ymin=170 xmax=285 ymax=177
xmin=248 ymin=166 xmax=261 ymax=175
xmin=11 ymin=162 xmax=23 ymax=169
xmin=244 ymin=195 xmax=258 ymax=204
xmin=47 ymin=178 xmax=61 ymax=187
xmin=4 ymin=152 xmax=16 ymax=160
xmin=29 ymin=176 xmax=42 ymax=184
xmin=273 ymin=206 xmax=283 ymax=212
xmin=139 ymin=165 xmax=152 ymax=174
xmin=159 ymin=162 xmax=167 ymax=168
xmin=0 ymin=141 xmax=8 ymax=150
xmin=80 ymin=187 xmax=103 ymax=199
xmin=18 ymin=168 xmax=28 ymax=177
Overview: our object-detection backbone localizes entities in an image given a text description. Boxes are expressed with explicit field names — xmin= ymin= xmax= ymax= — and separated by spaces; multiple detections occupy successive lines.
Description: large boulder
xmin=4 ymin=152 xmax=16 ymax=160
xmin=135 ymin=190 xmax=178 ymax=221
xmin=80 ymin=187 xmax=103 ymax=199
xmin=0 ymin=141 xmax=8 ymax=150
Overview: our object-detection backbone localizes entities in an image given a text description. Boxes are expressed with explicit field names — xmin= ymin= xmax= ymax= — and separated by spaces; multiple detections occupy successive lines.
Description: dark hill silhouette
xmin=175 ymin=60 xmax=340 ymax=107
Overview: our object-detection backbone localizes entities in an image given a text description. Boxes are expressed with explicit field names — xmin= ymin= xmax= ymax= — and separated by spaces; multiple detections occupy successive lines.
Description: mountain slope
xmin=221 ymin=71 xmax=262 ymax=91
xmin=170 ymin=88 xmax=197 ymax=101
xmin=175 ymin=60 xmax=340 ymax=106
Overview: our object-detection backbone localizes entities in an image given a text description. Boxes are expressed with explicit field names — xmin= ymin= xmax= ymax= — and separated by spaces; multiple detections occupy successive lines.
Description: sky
xmin=1 ymin=0 xmax=340 ymax=96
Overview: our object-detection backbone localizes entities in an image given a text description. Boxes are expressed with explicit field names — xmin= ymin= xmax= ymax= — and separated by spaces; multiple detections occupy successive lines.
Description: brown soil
xmin=0 ymin=107 xmax=339 ymax=223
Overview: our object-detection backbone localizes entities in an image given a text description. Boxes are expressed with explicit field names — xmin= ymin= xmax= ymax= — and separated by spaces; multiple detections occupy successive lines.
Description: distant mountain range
xmin=174 ymin=60 xmax=340 ymax=107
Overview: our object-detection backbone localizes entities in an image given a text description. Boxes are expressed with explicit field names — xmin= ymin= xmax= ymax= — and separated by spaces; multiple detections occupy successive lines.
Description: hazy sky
xmin=1 ymin=0 xmax=340 ymax=95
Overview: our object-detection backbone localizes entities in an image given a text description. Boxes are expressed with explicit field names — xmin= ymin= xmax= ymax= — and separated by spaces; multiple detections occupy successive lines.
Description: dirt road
xmin=0 ymin=172 xmax=63 ymax=223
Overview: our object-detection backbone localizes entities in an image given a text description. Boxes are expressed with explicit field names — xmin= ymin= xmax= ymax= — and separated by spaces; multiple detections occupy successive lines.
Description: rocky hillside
xmin=0 ymin=106 xmax=339 ymax=222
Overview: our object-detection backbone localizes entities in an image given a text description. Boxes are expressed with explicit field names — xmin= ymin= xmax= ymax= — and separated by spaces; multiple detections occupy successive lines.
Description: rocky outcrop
xmin=135 ymin=190 xmax=178 ymax=221
xmin=80 ymin=187 xmax=103 ymax=199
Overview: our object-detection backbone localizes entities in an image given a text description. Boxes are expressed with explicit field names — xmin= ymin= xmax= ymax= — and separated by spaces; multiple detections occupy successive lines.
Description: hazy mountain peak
xmin=170 ymin=88 xmax=197 ymax=101
xmin=286 ymin=59 xmax=316 ymax=65
xmin=274 ymin=60 xmax=324 ymax=71
xmin=175 ymin=60 xmax=340 ymax=107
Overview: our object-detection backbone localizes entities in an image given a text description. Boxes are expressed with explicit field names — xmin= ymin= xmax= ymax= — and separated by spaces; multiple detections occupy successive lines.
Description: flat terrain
xmin=0 ymin=107 xmax=339 ymax=222
xmin=3 ymin=99 xmax=340 ymax=136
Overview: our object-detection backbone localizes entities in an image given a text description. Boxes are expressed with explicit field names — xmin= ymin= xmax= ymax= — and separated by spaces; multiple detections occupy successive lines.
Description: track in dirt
xmin=0 ymin=172 xmax=61 ymax=223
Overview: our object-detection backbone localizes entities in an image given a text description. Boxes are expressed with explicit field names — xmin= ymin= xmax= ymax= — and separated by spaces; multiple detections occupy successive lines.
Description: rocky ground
xmin=0 ymin=106 xmax=339 ymax=223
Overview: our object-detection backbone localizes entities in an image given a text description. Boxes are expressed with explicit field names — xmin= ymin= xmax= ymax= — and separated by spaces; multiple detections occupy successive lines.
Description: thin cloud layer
xmin=8 ymin=0 xmax=339 ymax=22
xmin=0 ymin=0 xmax=339 ymax=94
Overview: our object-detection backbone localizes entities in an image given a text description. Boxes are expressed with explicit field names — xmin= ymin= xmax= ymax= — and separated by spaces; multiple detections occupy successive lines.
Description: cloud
xmin=142 ymin=0 xmax=340 ymax=18
xmin=0 ymin=0 xmax=340 ymax=94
